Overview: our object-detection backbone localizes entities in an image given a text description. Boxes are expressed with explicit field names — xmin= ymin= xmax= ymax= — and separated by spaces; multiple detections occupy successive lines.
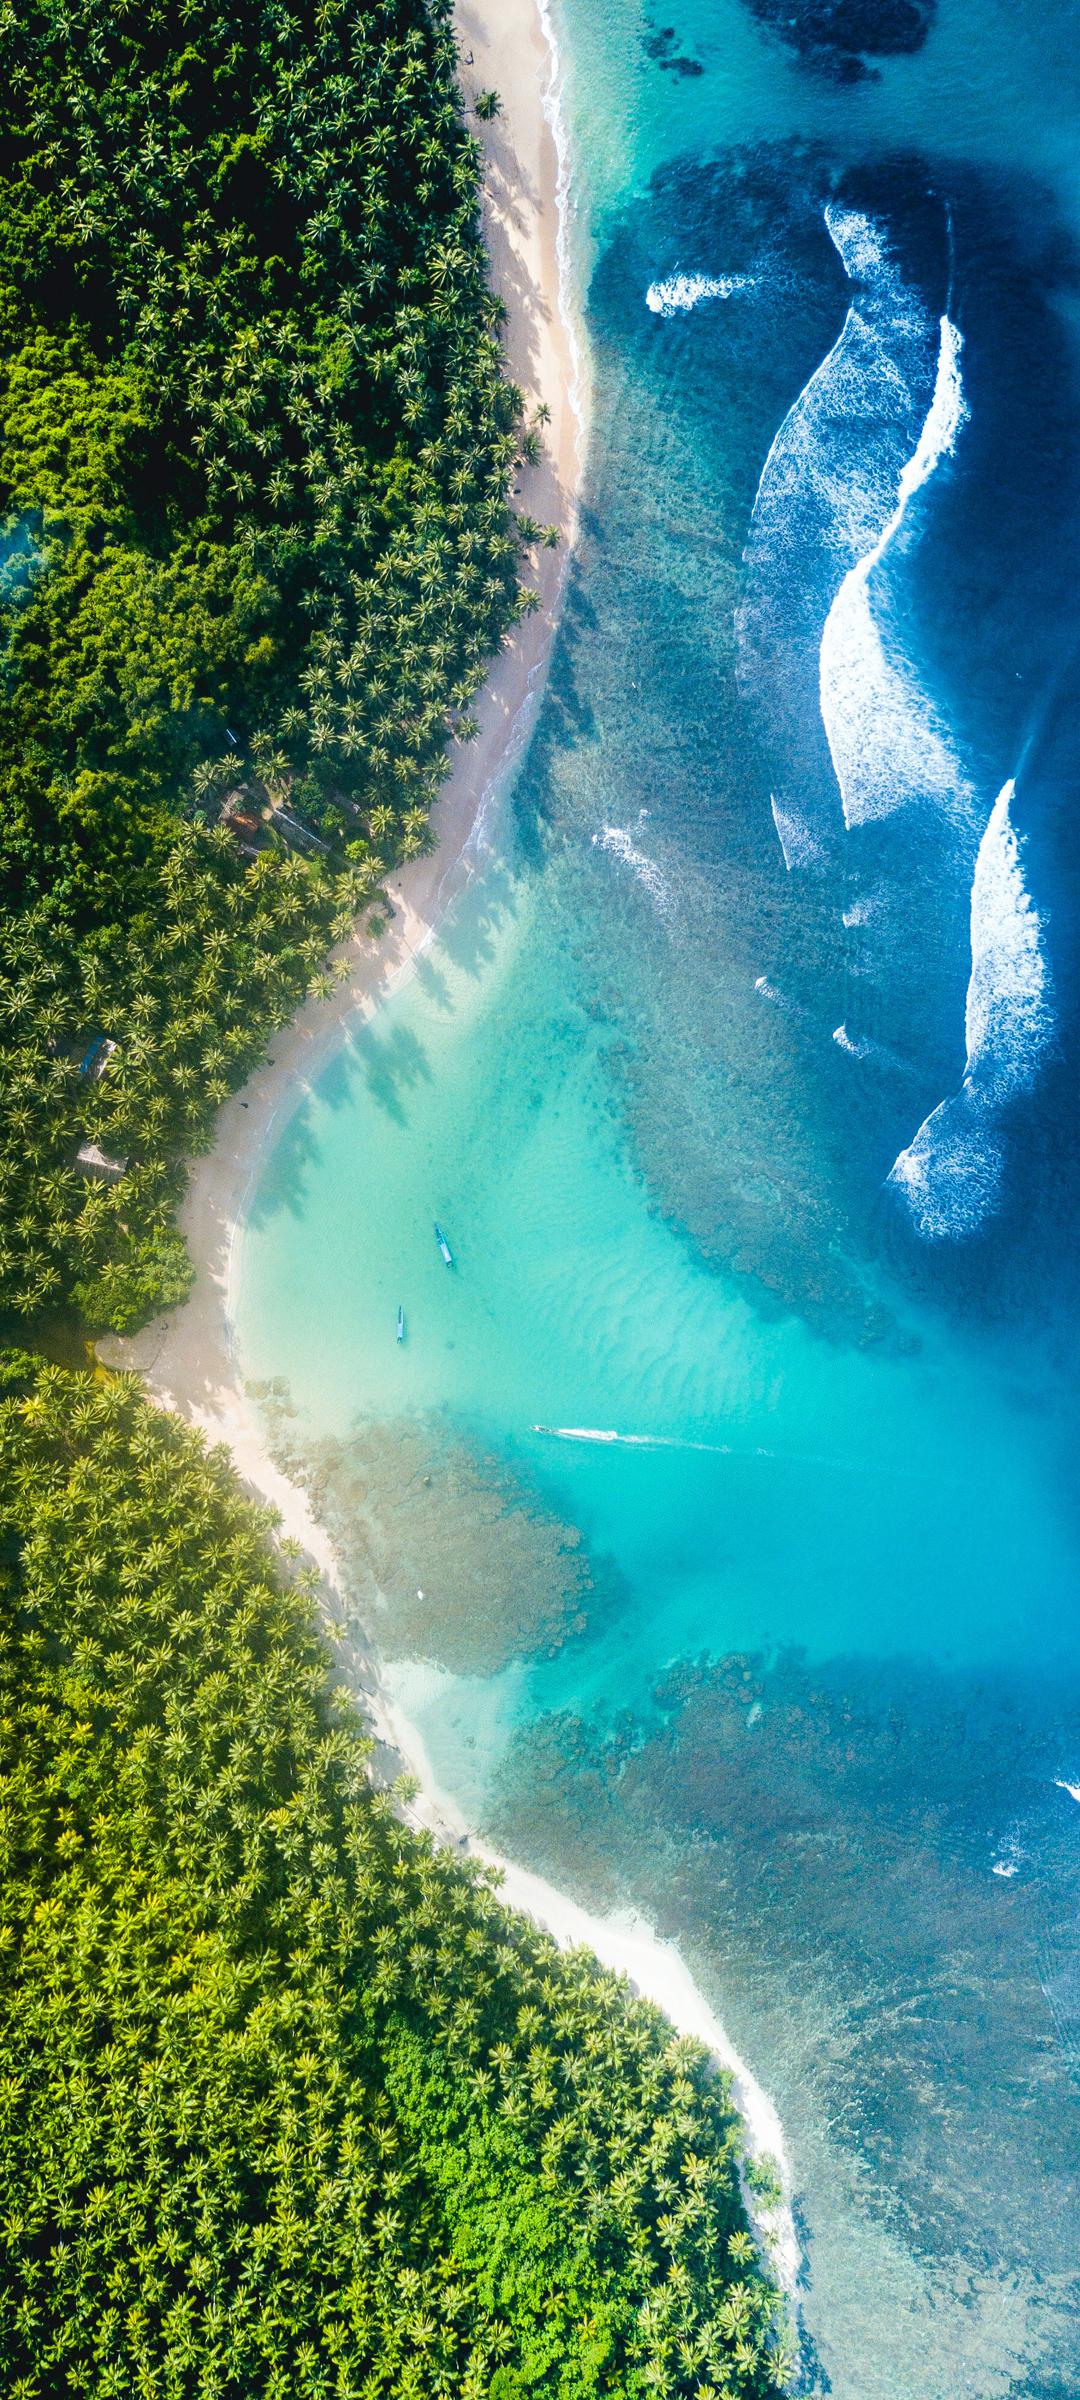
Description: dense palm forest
xmin=0 ymin=0 xmax=533 ymax=1332
xmin=0 ymin=4 xmax=791 ymax=2388
xmin=0 ymin=1359 xmax=790 ymax=2397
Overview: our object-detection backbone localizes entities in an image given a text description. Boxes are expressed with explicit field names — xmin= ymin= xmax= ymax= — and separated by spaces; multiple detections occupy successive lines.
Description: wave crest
xmin=645 ymin=271 xmax=755 ymax=316
xmin=739 ymin=204 xmax=943 ymax=867
xmin=591 ymin=817 xmax=673 ymax=916
xmin=888 ymin=781 xmax=1053 ymax=1237
xmin=819 ymin=314 xmax=973 ymax=831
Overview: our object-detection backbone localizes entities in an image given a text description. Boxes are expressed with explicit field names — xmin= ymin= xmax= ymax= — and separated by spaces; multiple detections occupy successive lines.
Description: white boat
xmin=433 ymin=1222 xmax=453 ymax=1267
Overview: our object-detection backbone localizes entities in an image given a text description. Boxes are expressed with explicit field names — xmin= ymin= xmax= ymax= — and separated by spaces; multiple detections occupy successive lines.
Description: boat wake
xmin=888 ymin=780 xmax=1053 ymax=1236
xmin=532 ymin=1425 xmax=770 ymax=1454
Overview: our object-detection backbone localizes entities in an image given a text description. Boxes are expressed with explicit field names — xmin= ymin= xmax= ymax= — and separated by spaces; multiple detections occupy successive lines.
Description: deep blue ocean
xmin=236 ymin=3 xmax=1080 ymax=2388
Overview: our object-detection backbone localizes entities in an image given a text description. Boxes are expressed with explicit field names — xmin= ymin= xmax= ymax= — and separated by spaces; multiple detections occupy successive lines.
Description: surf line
xmin=819 ymin=306 xmax=971 ymax=832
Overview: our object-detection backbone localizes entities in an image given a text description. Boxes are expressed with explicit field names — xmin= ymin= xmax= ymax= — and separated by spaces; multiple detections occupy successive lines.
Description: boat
xmin=396 ymin=1305 xmax=405 ymax=1343
xmin=433 ymin=1221 xmax=454 ymax=1267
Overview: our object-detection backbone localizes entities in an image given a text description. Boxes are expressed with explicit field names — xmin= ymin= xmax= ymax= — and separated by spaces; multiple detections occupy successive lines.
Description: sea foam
xmin=888 ymin=780 xmax=1053 ymax=1236
xmin=819 ymin=314 xmax=974 ymax=831
xmin=645 ymin=271 xmax=755 ymax=316
xmin=738 ymin=205 xmax=943 ymax=867
xmin=592 ymin=817 xmax=673 ymax=916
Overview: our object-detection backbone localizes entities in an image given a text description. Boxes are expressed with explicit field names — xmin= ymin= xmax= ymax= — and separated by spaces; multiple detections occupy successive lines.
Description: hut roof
xmin=74 ymin=1141 xmax=128 ymax=1182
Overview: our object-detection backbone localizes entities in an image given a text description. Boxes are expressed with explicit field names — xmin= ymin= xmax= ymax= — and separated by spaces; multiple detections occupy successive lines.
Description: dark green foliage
xmin=0 ymin=0 xmax=531 ymax=1326
xmin=0 ymin=839 xmax=354 ymax=1326
xmin=0 ymin=1364 xmax=788 ymax=2397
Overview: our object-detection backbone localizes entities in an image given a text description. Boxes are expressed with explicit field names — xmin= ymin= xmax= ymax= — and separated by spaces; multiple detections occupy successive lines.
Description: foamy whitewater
xmin=236 ymin=11 xmax=1080 ymax=2388
xmin=738 ymin=208 xmax=944 ymax=867
xmin=770 ymin=792 xmax=822 ymax=872
xmin=889 ymin=779 xmax=1053 ymax=1234
xmin=377 ymin=1673 xmax=801 ymax=2296
xmin=819 ymin=312 xmax=973 ymax=831
xmin=592 ymin=815 xmax=673 ymax=915
xmin=646 ymin=270 xmax=755 ymax=314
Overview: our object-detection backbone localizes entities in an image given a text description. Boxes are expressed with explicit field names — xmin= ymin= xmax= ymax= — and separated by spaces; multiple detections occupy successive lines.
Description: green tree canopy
xmin=0 ymin=0 xmax=536 ymax=1329
xmin=0 ymin=1361 xmax=789 ymax=2398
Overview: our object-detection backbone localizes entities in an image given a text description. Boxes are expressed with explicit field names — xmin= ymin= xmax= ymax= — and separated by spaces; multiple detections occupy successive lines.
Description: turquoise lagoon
xmin=236 ymin=3 xmax=1080 ymax=2390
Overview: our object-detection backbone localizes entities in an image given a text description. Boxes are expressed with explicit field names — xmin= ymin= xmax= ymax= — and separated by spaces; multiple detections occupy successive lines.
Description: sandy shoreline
xmin=103 ymin=0 xmax=798 ymax=2312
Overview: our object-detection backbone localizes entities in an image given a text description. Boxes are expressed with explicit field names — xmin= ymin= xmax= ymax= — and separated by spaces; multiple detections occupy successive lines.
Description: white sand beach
xmin=102 ymin=0 xmax=798 ymax=2307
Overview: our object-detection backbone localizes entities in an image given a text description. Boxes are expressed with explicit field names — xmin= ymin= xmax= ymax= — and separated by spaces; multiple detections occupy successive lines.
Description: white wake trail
xmin=532 ymin=1425 xmax=763 ymax=1454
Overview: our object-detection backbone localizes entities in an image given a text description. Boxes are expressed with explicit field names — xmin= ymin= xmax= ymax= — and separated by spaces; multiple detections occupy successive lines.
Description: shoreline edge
xmin=102 ymin=0 xmax=800 ymax=2310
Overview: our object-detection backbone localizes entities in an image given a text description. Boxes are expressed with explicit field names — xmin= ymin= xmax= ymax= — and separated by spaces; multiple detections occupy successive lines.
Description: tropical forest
xmin=0 ymin=0 xmax=789 ymax=2394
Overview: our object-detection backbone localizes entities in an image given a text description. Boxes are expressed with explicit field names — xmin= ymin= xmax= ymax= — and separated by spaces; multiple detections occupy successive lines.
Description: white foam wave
xmin=888 ymin=780 xmax=1053 ymax=1237
xmin=770 ymin=794 xmax=822 ymax=873
xmin=646 ymin=271 xmax=755 ymax=316
xmin=888 ymin=1101 xmax=1005 ymax=1240
xmin=819 ymin=314 xmax=972 ymax=830
xmin=964 ymin=779 xmax=1051 ymax=1095
xmin=592 ymin=820 xmax=673 ymax=916
xmin=824 ymin=205 xmax=892 ymax=283
xmin=1055 ymin=1778 xmax=1080 ymax=1806
xmin=739 ymin=206 xmax=944 ymax=858
xmin=833 ymin=1023 xmax=919 ymax=1080
xmin=535 ymin=0 xmax=588 ymax=462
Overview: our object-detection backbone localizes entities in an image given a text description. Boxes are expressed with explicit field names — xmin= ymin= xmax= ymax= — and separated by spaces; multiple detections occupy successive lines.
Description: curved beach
xmin=103 ymin=0 xmax=797 ymax=2301
xmin=108 ymin=0 xmax=581 ymax=1447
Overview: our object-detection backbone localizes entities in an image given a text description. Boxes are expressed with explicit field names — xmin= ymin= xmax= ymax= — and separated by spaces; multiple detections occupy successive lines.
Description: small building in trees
xmin=74 ymin=1141 xmax=128 ymax=1183
xmin=78 ymin=1034 xmax=118 ymax=1081
xmin=218 ymin=790 xmax=271 ymax=858
xmin=267 ymin=802 xmax=331 ymax=856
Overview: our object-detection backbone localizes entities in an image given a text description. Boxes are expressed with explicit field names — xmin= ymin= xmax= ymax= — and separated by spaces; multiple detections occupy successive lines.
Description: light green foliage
xmin=0 ymin=0 xmax=532 ymax=1326
xmin=0 ymin=1362 xmax=786 ymax=2396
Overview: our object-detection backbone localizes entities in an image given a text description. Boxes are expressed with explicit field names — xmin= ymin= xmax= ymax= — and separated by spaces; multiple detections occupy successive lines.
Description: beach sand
xmin=101 ymin=0 xmax=797 ymax=2305
xmin=106 ymin=0 xmax=581 ymax=1439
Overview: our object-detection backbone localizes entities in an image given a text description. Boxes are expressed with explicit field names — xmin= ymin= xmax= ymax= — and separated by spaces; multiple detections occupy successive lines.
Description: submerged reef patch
xmin=740 ymin=0 xmax=936 ymax=81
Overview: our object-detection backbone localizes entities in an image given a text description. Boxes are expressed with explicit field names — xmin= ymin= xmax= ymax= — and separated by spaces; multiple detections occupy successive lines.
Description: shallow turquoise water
xmin=236 ymin=3 xmax=1080 ymax=2389
xmin=241 ymin=854 xmax=1077 ymax=1690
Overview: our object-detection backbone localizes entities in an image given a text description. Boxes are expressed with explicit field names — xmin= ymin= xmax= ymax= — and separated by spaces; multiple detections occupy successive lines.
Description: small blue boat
xmin=434 ymin=1221 xmax=454 ymax=1267
xmin=396 ymin=1305 xmax=405 ymax=1343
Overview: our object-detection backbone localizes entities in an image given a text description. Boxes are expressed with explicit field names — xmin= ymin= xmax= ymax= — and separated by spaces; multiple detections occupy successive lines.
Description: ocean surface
xmin=234 ymin=3 xmax=1080 ymax=2389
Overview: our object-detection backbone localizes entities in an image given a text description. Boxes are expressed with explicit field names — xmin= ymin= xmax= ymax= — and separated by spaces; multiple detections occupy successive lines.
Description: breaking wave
xmin=739 ymin=204 xmax=942 ymax=867
xmin=770 ymin=794 xmax=822 ymax=873
xmin=888 ymin=781 xmax=1053 ymax=1237
xmin=591 ymin=816 xmax=673 ymax=916
xmin=819 ymin=314 xmax=974 ymax=830
xmin=645 ymin=271 xmax=755 ymax=315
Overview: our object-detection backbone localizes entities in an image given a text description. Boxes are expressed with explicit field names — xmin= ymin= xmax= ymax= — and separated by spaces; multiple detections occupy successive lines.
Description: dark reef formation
xmin=741 ymin=0 xmax=936 ymax=81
